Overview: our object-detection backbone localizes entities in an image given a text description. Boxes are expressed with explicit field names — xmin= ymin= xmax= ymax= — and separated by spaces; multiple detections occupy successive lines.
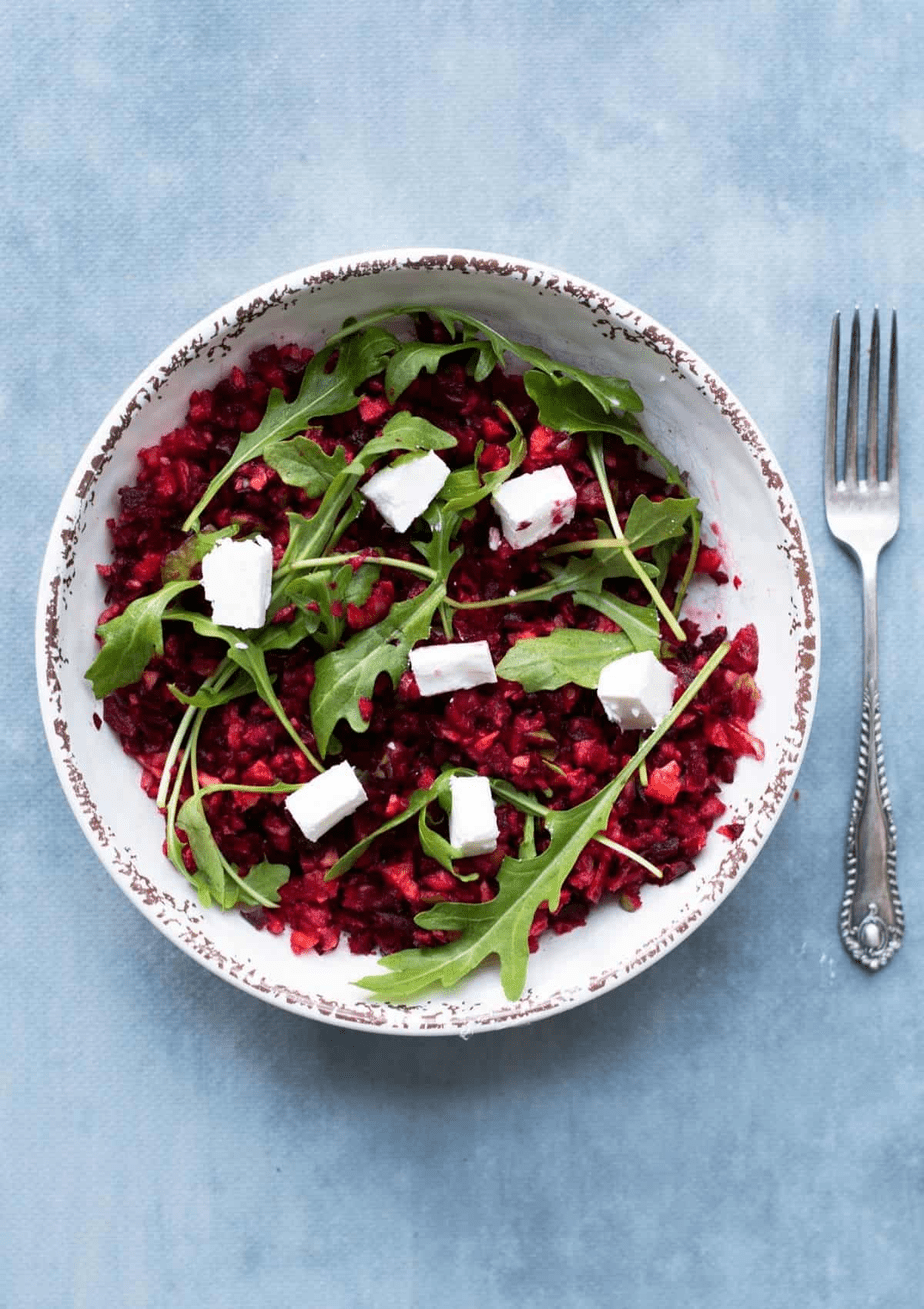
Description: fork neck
xmin=858 ymin=552 xmax=881 ymax=688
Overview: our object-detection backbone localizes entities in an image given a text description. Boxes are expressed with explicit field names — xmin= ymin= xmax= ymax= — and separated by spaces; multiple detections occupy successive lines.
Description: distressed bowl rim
xmin=36 ymin=247 xmax=820 ymax=1035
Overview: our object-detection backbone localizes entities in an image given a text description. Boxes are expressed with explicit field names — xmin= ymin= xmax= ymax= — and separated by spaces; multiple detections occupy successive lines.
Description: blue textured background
xmin=5 ymin=3 xmax=923 ymax=1306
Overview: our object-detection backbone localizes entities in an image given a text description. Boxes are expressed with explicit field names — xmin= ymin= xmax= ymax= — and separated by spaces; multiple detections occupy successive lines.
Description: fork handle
xmin=840 ymin=675 xmax=903 ymax=969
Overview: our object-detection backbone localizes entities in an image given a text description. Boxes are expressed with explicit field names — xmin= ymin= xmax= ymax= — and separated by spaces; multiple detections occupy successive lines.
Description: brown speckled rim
xmin=36 ymin=248 xmax=819 ymax=1035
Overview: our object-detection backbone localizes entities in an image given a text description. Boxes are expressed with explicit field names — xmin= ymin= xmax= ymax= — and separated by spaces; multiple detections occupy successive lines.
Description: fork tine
xmin=825 ymin=312 xmax=840 ymax=490
xmin=886 ymin=309 xmax=899 ymax=484
xmin=866 ymin=308 xmax=880 ymax=483
xmin=844 ymin=308 xmax=861 ymax=486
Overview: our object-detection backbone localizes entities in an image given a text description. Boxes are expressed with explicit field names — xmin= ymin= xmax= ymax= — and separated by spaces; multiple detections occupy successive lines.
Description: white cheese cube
xmin=448 ymin=775 xmax=499 ymax=857
xmin=201 ymin=535 xmax=273 ymax=630
xmin=362 ymin=450 xmax=451 ymax=532
xmin=284 ymin=762 xmax=368 ymax=842
xmin=597 ymin=650 xmax=677 ymax=730
xmin=409 ymin=640 xmax=497 ymax=696
xmin=491 ymin=465 xmax=577 ymax=548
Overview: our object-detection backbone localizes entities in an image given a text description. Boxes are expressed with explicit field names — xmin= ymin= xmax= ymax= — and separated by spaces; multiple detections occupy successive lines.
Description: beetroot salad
xmin=87 ymin=307 xmax=762 ymax=1003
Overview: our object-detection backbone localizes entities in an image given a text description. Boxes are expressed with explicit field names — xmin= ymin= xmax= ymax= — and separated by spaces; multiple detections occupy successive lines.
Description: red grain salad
xmin=91 ymin=314 xmax=762 ymax=984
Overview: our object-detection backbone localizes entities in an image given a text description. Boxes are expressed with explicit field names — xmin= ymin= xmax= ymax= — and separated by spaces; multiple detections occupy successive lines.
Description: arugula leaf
xmin=583 ymin=436 xmax=689 ymax=645
xmin=514 ymin=345 xmax=642 ymax=414
xmin=495 ymin=629 xmax=636 ymax=692
xmin=541 ymin=547 xmax=652 ymax=595
xmin=327 ymin=788 xmax=435 ymax=879
xmin=447 ymin=543 xmax=657 ymax=619
xmin=282 ymin=560 xmax=380 ymax=653
xmin=359 ymin=411 xmax=457 ymax=462
xmin=327 ymin=763 xmax=512 ymax=882
xmin=570 ymin=591 xmax=661 ymax=653
xmin=166 ymin=610 xmax=322 ymax=769
xmin=240 ymin=860 xmax=291 ymax=904
xmin=438 ymin=431 xmax=527 ymax=514
xmin=182 ymin=326 xmax=398 ymax=530
xmin=255 ymin=607 xmax=320 ymax=654
xmin=325 ymin=767 xmax=471 ymax=880
xmin=86 ymin=579 xmax=198 ymax=698
xmin=523 ymin=370 xmax=675 ymax=475
xmin=544 ymin=499 xmax=698 ymax=569
xmin=308 ymin=505 xmax=462 ymax=756
xmin=309 ymin=580 xmax=446 ymax=756
xmin=412 ymin=502 xmax=464 ymax=575
xmin=622 ymin=495 xmax=699 ymax=551
xmin=329 ymin=306 xmax=643 ymax=414
xmin=416 ymin=803 xmax=478 ymax=881
xmin=264 ymin=436 xmax=348 ymax=494
xmin=525 ymin=370 xmax=690 ymax=506
xmin=355 ymin=641 xmax=730 ymax=1003
xmin=178 ymin=793 xmax=290 ymax=909
xmin=277 ymin=413 xmax=454 ymax=571
xmin=177 ymin=792 xmax=232 ymax=906
xmin=438 ymin=465 xmax=481 ymax=509
xmin=384 ymin=338 xmax=496 ymax=402
xmin=161 ymin=525 xmax=239 ymax=583
xmin=282 ymin=492 xmax=361 ymax=571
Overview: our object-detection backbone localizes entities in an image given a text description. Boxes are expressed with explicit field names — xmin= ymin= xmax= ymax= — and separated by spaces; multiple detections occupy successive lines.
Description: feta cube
xmin=362 ymin=450 xmax=451 ymax=532
xmin=448 ymin=775 xmax=499 ymax=857
xmin=284 ymin=762 xmax=368 ymax=842
xmin=409 ymin=640 xmax=497 ymax=697
xmin=596 ymin=651 xmax=677 ymax=730
xmin=201 ymin=535 xmax=273 ymax=630
xmin=491 ymin=465 xmax=577 ymax=548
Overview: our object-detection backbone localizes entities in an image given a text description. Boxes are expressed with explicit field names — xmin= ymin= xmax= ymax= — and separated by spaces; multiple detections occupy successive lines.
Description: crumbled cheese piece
xmin=409 ymin=641 xmax=497 ymax=696
xmin=448 ymin=775 xmax=498 ymax=857
xmin=201 ymin=535 xmax=273 ymax=630
xmin=284 ymin=762 xmax=368 ymax=842
xmin=596 ymin=651 xmax=677 ymax=730
xmin=490 ymin=465 xmax=577 ymax=548
xmin=362 ymin=450 xmax=451 ymax=532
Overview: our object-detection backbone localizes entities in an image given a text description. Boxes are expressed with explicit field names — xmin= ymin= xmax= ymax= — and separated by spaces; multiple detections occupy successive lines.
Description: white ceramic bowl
xmin=36 ymin=249 xmax=819 ymax=1035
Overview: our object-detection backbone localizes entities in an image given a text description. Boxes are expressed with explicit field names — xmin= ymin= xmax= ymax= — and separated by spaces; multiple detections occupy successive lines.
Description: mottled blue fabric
xmin=5 ymin=3 xmax=923 ymax=1306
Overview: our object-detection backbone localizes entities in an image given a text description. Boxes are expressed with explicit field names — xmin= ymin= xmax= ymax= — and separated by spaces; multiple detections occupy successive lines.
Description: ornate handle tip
xmin=841 ymin=902 xmax=902 ymax=971
xmin=840 ymin=684 xmax=903 ymax=972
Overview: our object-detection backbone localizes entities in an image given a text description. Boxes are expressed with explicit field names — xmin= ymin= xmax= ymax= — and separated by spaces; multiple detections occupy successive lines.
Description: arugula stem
xmin=591 ymin=833 xmax=663 ymax=879
xmin=157 ymin=662 xmax=237 ymax=809
xmin=219 ymin=855 xmax=279 ymax=909
xmin=164 ymin=737 xmax=194 ymax=871
xmin=445 ymin=582 xmax=557 ymax=611
xmin=157 ymin=702 xmax=198 ymax=810
xmin=673 ymin=514 xmax=701 ymax=618
xmin=438 ymin=602 xmax=455 ymax=640
xmin=588 ymin=433 xmax=622 ymax=538
xmin=611 ymin=641 xmax=729 ymax=780
xmin=492 ymin=399 xmax=523 ymax=439
xmin=195 ymin=780 xmax=302 ymax=797
xmin=325 ymin=497 xmax=364 ymax=555
xmin=587 ymin=435 xmax=686 ymax=642
xmin=487 ymin=779 xmax=551 ymax=818
xmin=259 ymin=684 xmax=324 ymax=773
xmin=279 ymin=553 xmax=438 ymax=583
xmin=544 ymin=538 xmax=634 ymax=556
xmin=188 ymin=711 xmax=205 ymax=794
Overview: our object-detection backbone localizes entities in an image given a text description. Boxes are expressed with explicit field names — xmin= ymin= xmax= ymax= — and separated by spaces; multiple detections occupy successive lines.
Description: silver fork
xmin=825 ymin=307 xmax=903 ymax=970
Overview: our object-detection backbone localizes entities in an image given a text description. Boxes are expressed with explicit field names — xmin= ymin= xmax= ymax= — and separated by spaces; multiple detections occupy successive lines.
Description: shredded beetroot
xmin=95 ymin=335 xmax=761 ymax=961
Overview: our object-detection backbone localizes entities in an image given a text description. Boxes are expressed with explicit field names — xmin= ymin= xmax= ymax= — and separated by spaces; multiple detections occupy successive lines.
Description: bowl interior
xmin=37 ymin=250 xmax=818 ymax=1034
